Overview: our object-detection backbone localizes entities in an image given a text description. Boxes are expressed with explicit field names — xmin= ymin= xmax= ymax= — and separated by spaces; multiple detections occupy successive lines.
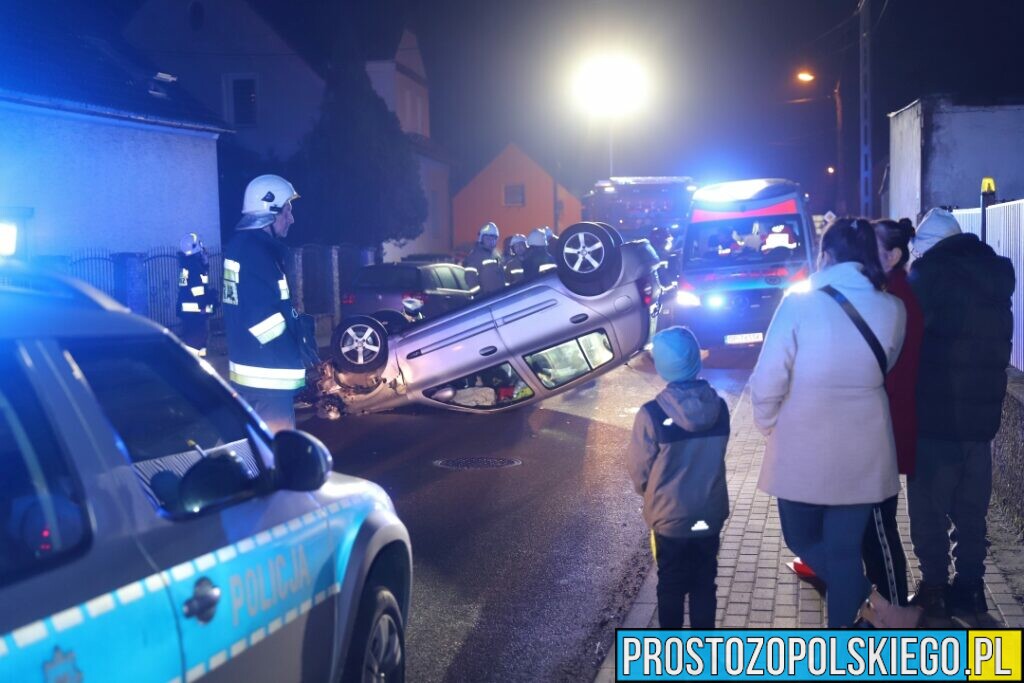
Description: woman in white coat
xmin=750 ymin=217 xmax=913 ymax=627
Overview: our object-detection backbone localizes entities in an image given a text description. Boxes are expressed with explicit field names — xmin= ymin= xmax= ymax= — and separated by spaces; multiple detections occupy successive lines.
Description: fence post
xmin=285 ymin=248 xmax=305 ymax=313
xmin=112 ymin=252 xmax=149 ymax=315
xmin=329 ymin=245 xmax=341 ymax=325
xmin=981 ymin=177 xmax=997 ymax=244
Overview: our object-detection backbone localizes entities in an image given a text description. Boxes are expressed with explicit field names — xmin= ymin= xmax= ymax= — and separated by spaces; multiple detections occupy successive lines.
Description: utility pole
xmin=859 ymin=0 xmax=873 ymax=217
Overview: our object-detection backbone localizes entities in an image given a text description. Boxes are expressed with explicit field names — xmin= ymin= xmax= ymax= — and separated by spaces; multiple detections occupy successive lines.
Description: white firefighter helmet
xmin=527 ymin=227 xmax=548 ymax=247
xmin=179 ymin=232 xmax=203 ymax=256
xmin=478 ymin=222 xmax=499 ymax=241
xmin=236 ymin=174 xmax=299 ymax=230
xmin=509 ymin=233 xmax=527 ymax=250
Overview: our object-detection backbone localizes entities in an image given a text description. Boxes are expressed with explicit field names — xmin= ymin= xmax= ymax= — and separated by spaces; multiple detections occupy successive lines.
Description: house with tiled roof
xmin=0 ymin=1 xmax=228 ymax=256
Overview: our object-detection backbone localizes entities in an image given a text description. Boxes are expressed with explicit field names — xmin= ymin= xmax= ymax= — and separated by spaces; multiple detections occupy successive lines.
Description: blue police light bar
xmin=0 ymin=222 xmax=17 ymax=257
xmin=693 ymin=180 xmax=771 ymax=204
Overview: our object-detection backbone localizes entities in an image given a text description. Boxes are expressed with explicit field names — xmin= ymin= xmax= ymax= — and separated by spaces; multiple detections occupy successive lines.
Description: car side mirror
xmin=273 ymin=430 xmax=332 ymax=492
xmin=431 ymin=386 xmax=456 ymax=403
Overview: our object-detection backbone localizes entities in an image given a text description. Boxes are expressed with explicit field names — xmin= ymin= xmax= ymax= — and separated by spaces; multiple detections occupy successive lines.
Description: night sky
xmin=373 ymin=0 xmax=1024 ymax=212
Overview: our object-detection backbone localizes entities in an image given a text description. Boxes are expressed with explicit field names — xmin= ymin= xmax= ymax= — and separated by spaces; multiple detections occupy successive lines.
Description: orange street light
xmin=796 ymin=71 xmax=816 ymax=83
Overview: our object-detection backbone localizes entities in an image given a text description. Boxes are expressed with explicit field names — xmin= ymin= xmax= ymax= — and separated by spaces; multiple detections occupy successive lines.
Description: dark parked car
xmin=341 ymin=262 xmax=475 ymax=332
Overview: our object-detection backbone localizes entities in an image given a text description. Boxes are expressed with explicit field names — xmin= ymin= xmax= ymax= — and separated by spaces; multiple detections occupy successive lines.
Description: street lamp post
xmin=570 ymin=52 xmax=650 ymax=179
xmin=795 ymin=70 xmax=845 ymax=212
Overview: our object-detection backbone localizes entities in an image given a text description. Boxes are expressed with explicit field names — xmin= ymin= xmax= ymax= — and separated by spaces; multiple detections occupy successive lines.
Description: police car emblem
xmin=43 ymin=646 xmax=83 ymax=683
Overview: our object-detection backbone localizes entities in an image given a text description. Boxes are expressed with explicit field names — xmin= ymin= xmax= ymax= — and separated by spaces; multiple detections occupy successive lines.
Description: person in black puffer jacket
xmin=906 ymin=208 xmax=1015 ymax=623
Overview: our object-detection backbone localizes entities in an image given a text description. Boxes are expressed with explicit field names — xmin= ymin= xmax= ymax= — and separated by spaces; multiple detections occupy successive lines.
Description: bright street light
xmin=796 ymin=70 xmax=815 ymax=83
xmin=827 ymin=166 xmax=836 ymax=175
xmin=570 ymin=52 xmax=651 ymax=121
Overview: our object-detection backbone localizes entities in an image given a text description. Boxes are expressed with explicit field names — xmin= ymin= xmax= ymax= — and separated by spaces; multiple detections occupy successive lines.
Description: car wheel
xmin=341 ymin=586 xmax=405 ymax=683
xmin=371 ymin=309 xmax=409 ymax=336
xmin=595 ymin=221 xmax=625 ymax=247
xmin=556 ymin=222 xmax=623 ymax=296
xmin=331 ymin=316 xmax=388 ymax=374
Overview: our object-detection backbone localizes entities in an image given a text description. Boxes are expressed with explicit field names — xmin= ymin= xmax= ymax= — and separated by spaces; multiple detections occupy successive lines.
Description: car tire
xmin=371 ymin=309 xmax=410 ymax=336
xmin=556 ymin=222 xmax=623 ymax=296
xmin=331 ymin=316 xmax=389 ymax=374
xmin=341 ymin=585 xmax=405 ymax=683
xmin=595 ymin=221 xmax=625 ymax=247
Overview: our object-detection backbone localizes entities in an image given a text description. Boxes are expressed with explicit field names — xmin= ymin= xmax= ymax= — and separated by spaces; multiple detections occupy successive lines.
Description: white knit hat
xmin=912 ymin=208 xmax=962 ymax=257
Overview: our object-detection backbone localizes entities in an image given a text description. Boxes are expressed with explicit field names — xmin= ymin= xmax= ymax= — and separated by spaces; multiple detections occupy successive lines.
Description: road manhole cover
xmin=433 ymin=457 xmax=522 ymax=470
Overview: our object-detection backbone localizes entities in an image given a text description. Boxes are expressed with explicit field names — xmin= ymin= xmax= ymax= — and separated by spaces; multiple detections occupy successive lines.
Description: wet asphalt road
xmin=302 ymin=348 xmax=755 ymax=682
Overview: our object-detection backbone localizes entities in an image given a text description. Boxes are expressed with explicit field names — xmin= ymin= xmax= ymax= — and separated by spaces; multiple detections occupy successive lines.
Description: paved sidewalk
xmin=595 ymin=388 xmax=1024 ymax=682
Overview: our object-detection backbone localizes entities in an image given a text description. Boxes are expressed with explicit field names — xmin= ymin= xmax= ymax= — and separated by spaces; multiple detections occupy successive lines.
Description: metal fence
xmin=986 ymin=200 xmax=1024 ymax=371
xmin=952 ymin=207 xmax=982 ymax=238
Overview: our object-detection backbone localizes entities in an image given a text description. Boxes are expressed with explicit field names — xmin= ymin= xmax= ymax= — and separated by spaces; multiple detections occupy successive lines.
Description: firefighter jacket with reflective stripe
xmin=463 ymin=245 xmax=505 ymax=295
xmin=223 ymin=230 xmax=305 ymax=391
xmin=177 ymin=252 xmax=215 ymax=316
xmin=504 ymin=255 xmax=525 ymax=286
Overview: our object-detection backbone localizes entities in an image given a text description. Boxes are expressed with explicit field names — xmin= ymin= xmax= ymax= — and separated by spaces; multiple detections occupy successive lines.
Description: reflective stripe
xmin=278 ymin=277 xmax=290 ymax=300
xmin=178 ymin=268 xmax=189 ymax=287
xmin=539 ymin=263 xmax=557 ymax=272
xmin=464 ymin=267 xmax=478 ymax=273
xmin=224 ymin=259 xmax=241 ymax=283
xmin=229 ymin=361 xmax=305 ymax=390
xmin=248 ymin=312 xmax=286 ymax=344
xmin=509 ymin=268 xmax=524 ymax=274
xmin=204 ymin=304 xmax=214 ymax=314
xmin=181 ymin=302 xmax=201 ymax=313
xmin=191 ymin=285 xmax=206 ymax=297
xmin=200 ymin=274 xmax=209 ymax=284
xmin=184 ymin=345 xmax=208 ymax=358
xmin=482 ymin=259 xmax=497 ymax=266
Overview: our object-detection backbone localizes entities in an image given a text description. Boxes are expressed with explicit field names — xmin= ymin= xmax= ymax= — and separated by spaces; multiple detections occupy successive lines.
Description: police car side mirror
xmin=273 ymin=430 xmax=332 ymax=492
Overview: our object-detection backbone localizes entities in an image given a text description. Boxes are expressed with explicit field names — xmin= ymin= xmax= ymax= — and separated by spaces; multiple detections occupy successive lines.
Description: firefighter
xmin=504 ymin=233 xmax=528 ymax=285
xmin=462 ymin=222 xmax=505 ymax=295
xmin=176 ymin=232 xmax=215 ymax=357
xmin=223 ymin=174 xmax=304 ymax=432
xmin=523 ymin=227 xmax=556 ymax=281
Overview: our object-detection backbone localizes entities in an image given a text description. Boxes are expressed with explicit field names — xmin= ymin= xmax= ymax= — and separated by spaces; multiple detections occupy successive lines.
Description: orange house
xmin=452 ymin=144 xmax=581 ymax=249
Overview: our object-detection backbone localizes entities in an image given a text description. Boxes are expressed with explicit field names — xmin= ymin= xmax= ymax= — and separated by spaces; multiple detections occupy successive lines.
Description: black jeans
xmin=862 ymin=494 xmax=909 ymax=605
xmin=653 ymin=533 xmax=720 ymax=629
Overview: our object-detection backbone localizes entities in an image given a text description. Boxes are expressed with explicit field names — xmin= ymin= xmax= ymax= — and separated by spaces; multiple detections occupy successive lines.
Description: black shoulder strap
xmin=820 ymin=285 xmax=887 ymax=377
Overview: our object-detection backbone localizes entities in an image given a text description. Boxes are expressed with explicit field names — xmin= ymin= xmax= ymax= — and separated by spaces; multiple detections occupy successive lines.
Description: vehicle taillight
xmin=638 ymin=278 xmax=655 ymax=307
xmin=341 ymin=292 xmax=356 ymax=305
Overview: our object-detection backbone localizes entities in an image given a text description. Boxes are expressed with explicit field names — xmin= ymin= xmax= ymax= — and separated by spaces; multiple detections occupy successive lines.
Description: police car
xmin=315 ymin=222 xmax=665 ymax=415
xmin=0 ymin=262 xmax=411 ymax=683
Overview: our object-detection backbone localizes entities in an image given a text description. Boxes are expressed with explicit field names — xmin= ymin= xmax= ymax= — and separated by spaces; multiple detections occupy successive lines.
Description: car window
xmin=0 ymin=344 xmax=89 ymax=587
xmin=524 ymin=330 xmax=615 ymax=389
xmin=424 ymin=362 xmax=534 ymax=410
xmin=451 ymin=266 xmax=470 ymax=291
xmin=64 ymin=338 xmax=272 ymax=518
xmin=683 ymin=215 xmax=805 ymax=267
xmin=434 ymin=266 xmax=458 ymax=290
xmin=353 ymin=266 xmax=421 ymax=290
xmin=420 ymin=267 xmax=441 ymax=290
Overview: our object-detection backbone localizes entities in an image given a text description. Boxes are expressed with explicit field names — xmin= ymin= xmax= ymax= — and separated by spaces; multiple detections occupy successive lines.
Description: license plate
xmin=725 ymin=332 xmax=764 ymax=345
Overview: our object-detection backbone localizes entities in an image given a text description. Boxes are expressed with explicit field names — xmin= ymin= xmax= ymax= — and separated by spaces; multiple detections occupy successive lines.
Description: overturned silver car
xmin=309 ymin=222 xmax=664 ymax=416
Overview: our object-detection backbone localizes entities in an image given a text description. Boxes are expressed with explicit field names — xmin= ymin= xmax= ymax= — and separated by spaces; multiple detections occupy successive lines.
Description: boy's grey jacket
xmin=626 ymin=380 xmax=730 ymax=538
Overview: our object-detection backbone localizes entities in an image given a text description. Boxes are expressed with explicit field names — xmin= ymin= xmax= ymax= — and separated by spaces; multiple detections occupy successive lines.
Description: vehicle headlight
xmin=705 ymin=294 xmax=727 ymax=309
xmin=676 ymin=290 xmax=701 ymax=307
xmin=784 ymin=279 xmax=813 ymax=296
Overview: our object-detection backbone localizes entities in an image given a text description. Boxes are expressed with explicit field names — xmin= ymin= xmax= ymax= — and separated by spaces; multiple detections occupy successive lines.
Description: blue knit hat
xmin=652 ymin=326 xmax=702 ymax=382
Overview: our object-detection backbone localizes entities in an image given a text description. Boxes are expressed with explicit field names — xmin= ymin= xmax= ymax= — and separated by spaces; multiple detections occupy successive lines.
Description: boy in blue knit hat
xmin=626 ymin=326 xmax=730 ymax=628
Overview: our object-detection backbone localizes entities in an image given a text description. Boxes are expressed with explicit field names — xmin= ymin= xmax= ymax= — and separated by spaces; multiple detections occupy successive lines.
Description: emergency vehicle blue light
xmin=707 ymin=294 xmax=726 ymax=309
xmin=693 ymin=179 xmax=771 ymax=203
xmin=0 ymin=222 xmax=17 ymax=256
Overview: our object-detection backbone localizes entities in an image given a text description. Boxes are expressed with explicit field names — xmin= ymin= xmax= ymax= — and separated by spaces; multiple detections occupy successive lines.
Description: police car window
xmin=684 ymin=216 xmax=804 ymax=265
xmin=64 ymin=338 xmax=270 ymax=518
xmin=425 ymin=362 xmax=534 ymax=410
xmin=524 ymin=330 xmax=615 ymax=389
xmin=0 ymin=346 xmax=89 ymax=587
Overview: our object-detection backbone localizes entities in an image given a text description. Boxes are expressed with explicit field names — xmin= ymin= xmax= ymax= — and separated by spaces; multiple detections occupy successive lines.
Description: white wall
xmin=0 ymin=101 xmax=220 ymax=255
xmin=888 ymin=100 xmax=923 ymax=222
xmin=927 ymin=102 xmax=1024 ymax=213
xmin=124 ymin=0 xmax=325 ymax=160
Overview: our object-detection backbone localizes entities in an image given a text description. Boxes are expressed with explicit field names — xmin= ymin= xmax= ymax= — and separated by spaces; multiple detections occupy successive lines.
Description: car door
xmin=60 ymin=336 xmax=340 ymax=683
xmin=488 ymin=283 xmax=614 ymax=360
xmin=0 ymin=340 xmax=182 ymax=683
xmin=429 ymin=266 xmax=474 ymax=314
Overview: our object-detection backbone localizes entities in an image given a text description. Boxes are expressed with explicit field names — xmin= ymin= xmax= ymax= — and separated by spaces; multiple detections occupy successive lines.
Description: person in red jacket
xmin=862 ymin=217 xmax=923 ymax=606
